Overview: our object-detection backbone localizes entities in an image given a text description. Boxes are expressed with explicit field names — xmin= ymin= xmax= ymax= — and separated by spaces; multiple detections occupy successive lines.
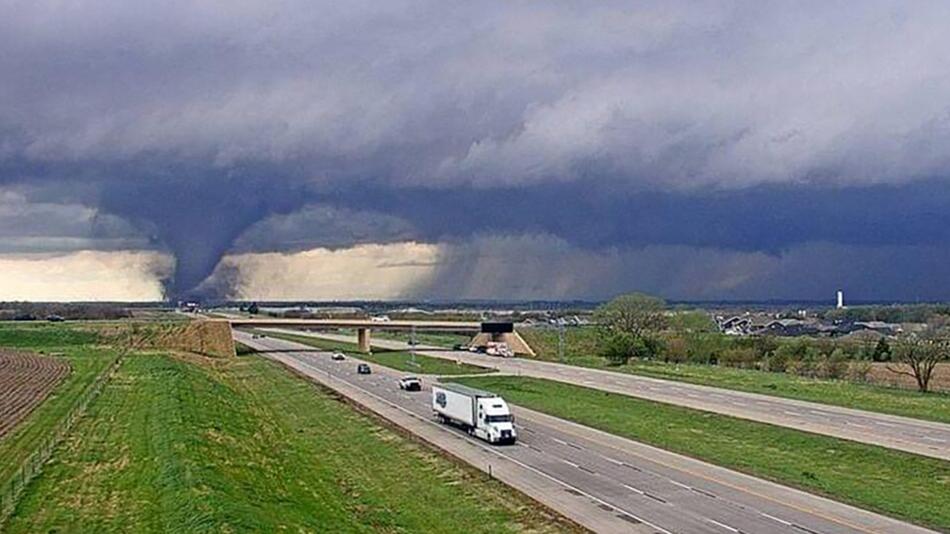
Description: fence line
xmin=0 ymin=346 xmax=126 ymax=527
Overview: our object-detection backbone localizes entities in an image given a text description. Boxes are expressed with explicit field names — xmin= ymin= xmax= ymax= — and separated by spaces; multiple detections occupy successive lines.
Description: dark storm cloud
xmin=4 ymin=1 xmax=950 ymax=298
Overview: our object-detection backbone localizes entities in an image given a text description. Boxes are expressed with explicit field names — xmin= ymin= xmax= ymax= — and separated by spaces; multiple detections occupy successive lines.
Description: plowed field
xmin=0 ymin=352 xmax=70 ymax=439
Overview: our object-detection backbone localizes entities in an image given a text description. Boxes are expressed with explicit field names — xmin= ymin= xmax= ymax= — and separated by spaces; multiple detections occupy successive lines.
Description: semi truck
xmin=431 ymin=383 xmax=516 ymax=444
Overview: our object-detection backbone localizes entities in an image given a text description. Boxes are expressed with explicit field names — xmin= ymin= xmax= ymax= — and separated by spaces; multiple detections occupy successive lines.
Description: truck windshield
xmin=485 ymin=415 xmax=512 ymax=423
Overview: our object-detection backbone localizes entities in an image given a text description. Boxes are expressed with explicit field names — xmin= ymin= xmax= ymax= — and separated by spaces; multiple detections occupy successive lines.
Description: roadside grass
xmin=453 ymin=375 xmax=950 ymax=531
xmin=519 ymin=327 xmax=950 ymax=424
xmin=0 ymin=323 xmax=116 ymax=487
xmin=259 ymin=330 xmax=493 ymax=375
xmin=234 ymin=341 xmax=257 ymax=356
xmin=7 ymin=354 xmax=576 ymax=534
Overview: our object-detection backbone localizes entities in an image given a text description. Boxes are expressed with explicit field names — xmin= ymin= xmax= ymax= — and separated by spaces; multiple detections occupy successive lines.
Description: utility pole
xmin=410 ymin=324 xmax=418 ymax=368
xmin=558 ymin=318 xmax=565 ymax=363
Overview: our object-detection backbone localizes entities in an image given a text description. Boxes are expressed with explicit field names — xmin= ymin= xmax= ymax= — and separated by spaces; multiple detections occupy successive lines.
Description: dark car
xmin=357 ymin=363 xmax=372 ymax=374
xmin=452 ymin=343 xmax=469 ymax=351
xmin=331 ymin=352 xmax=346 ymax=361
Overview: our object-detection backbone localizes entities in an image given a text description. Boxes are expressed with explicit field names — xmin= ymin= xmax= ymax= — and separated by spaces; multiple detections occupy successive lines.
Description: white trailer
xmin=432 ymin=383 xmax=516 ymax=444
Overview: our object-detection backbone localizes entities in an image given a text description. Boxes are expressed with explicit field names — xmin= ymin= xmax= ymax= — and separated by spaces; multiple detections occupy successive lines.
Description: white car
xmin=398 ymin=376 xmax=422 ymax=391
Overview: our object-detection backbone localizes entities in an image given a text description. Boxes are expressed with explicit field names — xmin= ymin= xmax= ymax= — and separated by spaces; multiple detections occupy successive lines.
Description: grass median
xmin=452 ymin=375 xmax=950 ymax=531
xmin=257 ymin=330 xmax=493 ymax=375
xmin=520 ymin=327 xmax=950 ymax=424
xmin=7 ymin=354 xmax=575 ymax=533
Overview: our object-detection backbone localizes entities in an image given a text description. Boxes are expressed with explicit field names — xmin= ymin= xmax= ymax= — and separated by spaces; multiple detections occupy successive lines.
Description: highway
xmin=268 ymin=329 xmax=950 ymax=461
xmin=236 ymin=330 xmax=934 ymax=534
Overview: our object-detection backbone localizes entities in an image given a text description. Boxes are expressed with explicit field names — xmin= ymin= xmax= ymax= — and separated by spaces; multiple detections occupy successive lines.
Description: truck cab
xmin=432 ymin=383 xmax=517 ymax=445
xmin=475 ymin=397 xmax=516 ymax=444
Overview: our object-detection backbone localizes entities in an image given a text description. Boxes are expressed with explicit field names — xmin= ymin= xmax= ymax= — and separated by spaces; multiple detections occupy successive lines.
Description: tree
xmin=594 ymin=293 xmax=667 ymax=338
xmin=888 ymin=318 xmax=950 ymax=393
xmin=247 ymin=302 xmax=260 ymax=315
xmin=595 ymin=293 xmax=667 ymax=365
xmin=889 ymin=335 xmax=949 ymax=393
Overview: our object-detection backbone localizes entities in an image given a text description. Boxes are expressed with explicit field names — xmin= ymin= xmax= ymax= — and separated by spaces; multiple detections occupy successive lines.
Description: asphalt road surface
xmin=237 ymin=330 xmax=934 ymax=534
xmin=268 ymin=329 xmax=950 ymax=462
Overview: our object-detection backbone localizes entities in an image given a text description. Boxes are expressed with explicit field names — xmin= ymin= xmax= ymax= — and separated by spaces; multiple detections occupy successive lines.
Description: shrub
xmin=602 ymin=333 xmax=660 ymax=365
xmin=817 ymin=349 xmax=849 ymax=379
xmin=602 ymin=332 xmax=638 ymax=366
xmin=719 ymin=347 xmax=759 ymax=369
xmin=662 ymin=337 xmax=688 ymax=363
xmin=786 ymin=348 xmax=821 ymax=377
xmin=871 ymin=338 xmax=892 ymax=362
xmin=764 ymin=351 xmax=789 ymax=373
xmin=685 ymin=333 xmax=729 ymax=364
xmin=847 ymin=360 xmax=873 ymax=383
xmin=641 ymin=336 xmax=665 ymax=360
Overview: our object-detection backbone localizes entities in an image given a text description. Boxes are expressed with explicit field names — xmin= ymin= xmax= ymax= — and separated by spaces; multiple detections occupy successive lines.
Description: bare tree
xmin=888 ymin=330 xmax=950 ymax=393
xmin=594 ymin=293 xmax=668 ymax=337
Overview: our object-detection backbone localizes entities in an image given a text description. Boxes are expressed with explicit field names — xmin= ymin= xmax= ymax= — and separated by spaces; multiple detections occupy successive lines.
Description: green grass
xmin=7 ymin=354 xmax=574 ymax=533
xmin=519 ymin=327 xmax=950 ymax=424
xmin=374 ymin=330 xmax=473 ymax=348
xmin=453 ymin=375 xmax=950 ymax=531
xmin=260 ymin=330 xmax=493 ymax=375
xmin=234 ymin=341 xmax=257 ymax=356
xmin=0 ymin=323 xmax=100 ymax=348
xmin=0 ymin=323 xmax=116 ymax=487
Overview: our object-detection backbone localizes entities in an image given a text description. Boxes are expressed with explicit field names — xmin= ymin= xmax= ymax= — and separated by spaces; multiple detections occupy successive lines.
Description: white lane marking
xmin=706 ymin=518 xmax=740 ymax=532
xmin=669 ymin=480 xmax=692 ymax=490
xmin=875 ymin=421 xmax=897 ymax=427
xmin=782 ymin=410 xmax=801 ymax=417
xmin=761 ymin=512 xmax=792 ymax=526
xmin=623 ymin=484 xmax=644 ymax=495
xmin=922 ymin=436 xmax=947 ymax=443
xmin=602 ymin=455 xmax=625 ymax=466
xmin=551 ymin=437 xmax=569 ymax=446
xmin=560 ymin=459 xmax=595 ymax=474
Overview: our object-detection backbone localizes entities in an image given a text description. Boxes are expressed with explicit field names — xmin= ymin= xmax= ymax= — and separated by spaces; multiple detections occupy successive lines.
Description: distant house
xmin=848 ymin=321 xmax=902 ymax=336
xmin=756 ymin=319 xmax=820 ymax=337
xmin=718 ymin=316 xmax=754 ymax=336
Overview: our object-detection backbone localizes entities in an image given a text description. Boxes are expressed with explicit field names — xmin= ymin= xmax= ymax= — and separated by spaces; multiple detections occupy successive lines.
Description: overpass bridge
xmin=226 ymin=318 xmax=534 ymax=355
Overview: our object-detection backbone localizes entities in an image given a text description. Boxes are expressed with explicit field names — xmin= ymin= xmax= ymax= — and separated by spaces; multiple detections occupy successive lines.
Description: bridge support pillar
xmin=357 ymin=328 xmax=372 ymax=353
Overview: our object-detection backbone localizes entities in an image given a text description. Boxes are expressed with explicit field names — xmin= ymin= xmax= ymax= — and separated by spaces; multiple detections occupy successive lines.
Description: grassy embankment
xmin=453 ymin=375 xmax=950 ymax=531
xmin=256 ymin=330 xmax=493 ymax=375
xmin=7 ymin=353 xmax=575 ymax=533
xmin=0 ymin=324 xmax=116 ymax=487
xmin=519 ymin=326 xmax=950 ymax=424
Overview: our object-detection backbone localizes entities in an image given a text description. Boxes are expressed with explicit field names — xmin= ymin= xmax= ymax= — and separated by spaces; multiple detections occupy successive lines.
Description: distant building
xmin=836 ymin=290 xmax=844 ymax=309
xmin=758 ymin=319 xmax=820 ymax=337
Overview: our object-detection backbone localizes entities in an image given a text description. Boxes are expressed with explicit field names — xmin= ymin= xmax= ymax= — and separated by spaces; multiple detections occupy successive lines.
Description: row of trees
xmin=594 ymin=293 xmax=950 ymax=392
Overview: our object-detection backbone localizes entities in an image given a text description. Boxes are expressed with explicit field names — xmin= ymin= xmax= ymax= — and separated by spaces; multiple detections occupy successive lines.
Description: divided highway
xmin=269 ymin=329 xmax=950 ymax=461
xmin=236 ymin=330 xmax=934 ymax=534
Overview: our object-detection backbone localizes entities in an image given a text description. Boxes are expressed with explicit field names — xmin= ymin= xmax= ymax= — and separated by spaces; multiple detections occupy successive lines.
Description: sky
xmin=3 ymin=1 xmax=950 ymax=302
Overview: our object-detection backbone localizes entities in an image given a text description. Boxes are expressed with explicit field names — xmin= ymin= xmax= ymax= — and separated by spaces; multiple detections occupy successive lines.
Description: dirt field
xmin=0 ymin=351 xmax=71 ymax=439
xmin=868 ymin=362 xmax=950 ymax=392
